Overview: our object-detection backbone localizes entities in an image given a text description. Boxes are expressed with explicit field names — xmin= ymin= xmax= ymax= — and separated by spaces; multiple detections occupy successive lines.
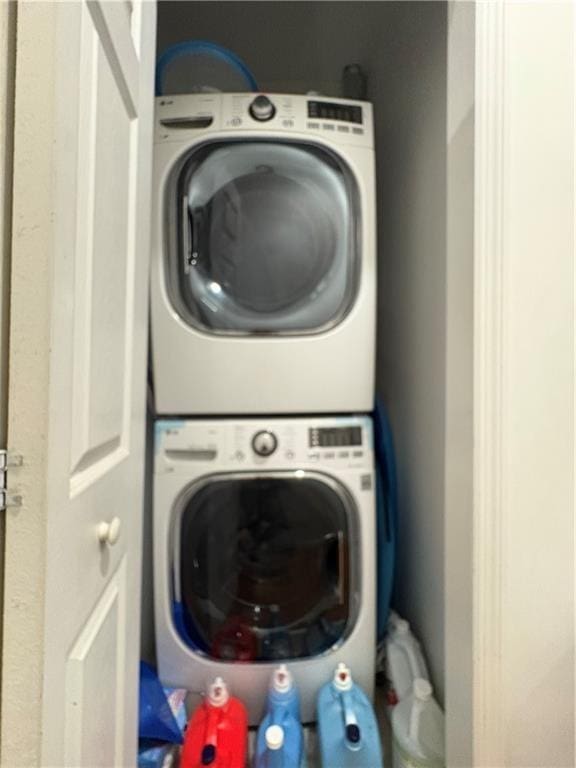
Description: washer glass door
xmin=172 ymin=472 xmax=358 ymax=662
xmin=166 ymin=141 xmax=360 ymax=334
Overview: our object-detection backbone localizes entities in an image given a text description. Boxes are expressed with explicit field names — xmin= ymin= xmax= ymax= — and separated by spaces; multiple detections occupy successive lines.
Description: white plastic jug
xmin=385 ymin=612 xmax=429 ymax=708
xmin=391 ymin=678 xmax=445 ymax=768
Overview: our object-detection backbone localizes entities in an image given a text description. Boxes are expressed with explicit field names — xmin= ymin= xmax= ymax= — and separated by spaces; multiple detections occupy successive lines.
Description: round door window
xmin=171 ymin=473 xmax=358 ymax=662
xmin=165 ymin=141 xmax=360 ymax=334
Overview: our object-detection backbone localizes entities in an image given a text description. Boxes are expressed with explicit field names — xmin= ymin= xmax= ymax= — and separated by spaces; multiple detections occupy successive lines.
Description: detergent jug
xmin=385 ymin=612 xmax=430 ymax=710
xmin=317 ymin=663 xmax=384 ymax=768
xmin=254 ymin=665 xmax=305 ymax=768
xmin=181 ymin=677 xmax=247 ymax=768
xmin=391 ymin=678 xmax=444 ymax=768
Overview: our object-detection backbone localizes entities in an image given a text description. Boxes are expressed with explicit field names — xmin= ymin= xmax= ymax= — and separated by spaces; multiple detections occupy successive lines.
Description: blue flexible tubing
xmin=373 ymin=399 xmax=399 ymax=641
xmin=156 ymin=40 xmax=259 ymax=96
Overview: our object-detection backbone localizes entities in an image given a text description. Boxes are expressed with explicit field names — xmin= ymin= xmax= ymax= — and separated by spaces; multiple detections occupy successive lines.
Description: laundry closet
xmin=141 ymin=0 xmax=459 ymax=758
xmin=3 ymin=0 xmax=574 ymax=765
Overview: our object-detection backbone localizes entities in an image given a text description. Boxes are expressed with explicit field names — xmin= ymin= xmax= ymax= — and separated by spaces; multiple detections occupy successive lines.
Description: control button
xmin=307 ymin=122 xmax=320 ymax=129
xmin=249 ymin=95 xmax=276 ymax=122
xmin=285 ymin=450 xmax=295 ymax=460
xmin=353 ymin=450 xmax=363 ymax=458
xmin=352 ymin=127 xmax=364 ymax=135
xmin=230 ymin=116 xmax=242 ymax=127
xmin=337 ymin=125 xmax=350 ymax=133
xmin=282 ymin=118 xmax=294 ymax=127
xmin=252 ymin=430 xmax=278 ymax=457
xmin=322 ymin=123 xmax=335 ymax=131
xmin=234 ymin=450 xmax=245 ymax=462
xmin=338 ymin=451 xmax=350 ymax=459
xmin=308 ymin=452 xmax=320 ymax=461
xmin=324 ymin=452 xmax=335 ymax=459
xmin=361 ymin=474 xmax=372 ymax=491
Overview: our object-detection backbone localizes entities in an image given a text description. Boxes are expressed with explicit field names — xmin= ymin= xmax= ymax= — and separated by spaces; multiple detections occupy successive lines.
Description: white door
xmin=1 ymin=1 xmax=156 ymax=766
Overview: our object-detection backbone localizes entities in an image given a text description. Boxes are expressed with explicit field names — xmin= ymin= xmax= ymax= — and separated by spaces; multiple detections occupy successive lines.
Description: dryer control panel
xmin=155 ymin=93 xmax=374 ymax=149
xmin=154 ymin=416 xmax=374 ymax=474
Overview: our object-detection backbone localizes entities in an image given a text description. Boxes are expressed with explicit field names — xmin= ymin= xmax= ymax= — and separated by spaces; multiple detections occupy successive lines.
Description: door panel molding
xmin=70 ymin=0 xmax=139 ymax=495
xmin=64 ymin=559 xmax=127 ymax=767
xmin=86 ymin=0 xmax=139 ymax=118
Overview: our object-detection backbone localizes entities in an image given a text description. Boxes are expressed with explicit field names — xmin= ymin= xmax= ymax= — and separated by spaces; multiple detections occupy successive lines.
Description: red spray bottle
xmin=181 ymin=677 xmax=248 ymax=768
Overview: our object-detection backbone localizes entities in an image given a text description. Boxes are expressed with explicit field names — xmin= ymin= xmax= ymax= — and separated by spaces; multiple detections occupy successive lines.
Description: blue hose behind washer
xmin=155 ymin=40 xmax=259 ymax=96
xmin=373 ymin=400 xmax=398 ymax=641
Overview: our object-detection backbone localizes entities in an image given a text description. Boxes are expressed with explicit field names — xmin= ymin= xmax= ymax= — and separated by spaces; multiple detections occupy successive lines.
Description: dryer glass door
xmin=173 ymin=472 xmax=359 ymax=662
xmin=166 ymin=141 xmax=360 ymax=334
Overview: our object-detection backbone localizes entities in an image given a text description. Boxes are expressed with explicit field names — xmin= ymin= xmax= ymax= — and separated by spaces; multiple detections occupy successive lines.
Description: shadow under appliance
xmin=153 ymin=416 xmax=377 ymax=723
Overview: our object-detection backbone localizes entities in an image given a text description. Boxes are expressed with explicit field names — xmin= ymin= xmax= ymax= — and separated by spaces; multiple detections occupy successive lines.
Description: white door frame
xmin=468 ymin=2 xmax=574 ymax=766
xmin=472 ymin=3 xmax=508 ymax=763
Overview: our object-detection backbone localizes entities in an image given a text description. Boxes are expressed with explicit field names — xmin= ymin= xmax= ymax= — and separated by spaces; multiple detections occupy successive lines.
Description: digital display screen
xmin=309 ymin=427 xmax=363 ymax=448
xmin=307 ymin=101 xmax=363 ymax=124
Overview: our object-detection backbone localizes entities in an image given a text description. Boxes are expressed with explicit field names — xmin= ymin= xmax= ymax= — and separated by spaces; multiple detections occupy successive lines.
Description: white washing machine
xmin=153 ymin=415 xmax=377 ymax=724
xmin=151 ymin=93 xmax=376 ymax=415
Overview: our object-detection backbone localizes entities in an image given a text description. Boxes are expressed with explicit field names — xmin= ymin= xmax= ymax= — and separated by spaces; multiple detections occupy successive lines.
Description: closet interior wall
xmin=152 ymin=1 xmax=449 ymax=702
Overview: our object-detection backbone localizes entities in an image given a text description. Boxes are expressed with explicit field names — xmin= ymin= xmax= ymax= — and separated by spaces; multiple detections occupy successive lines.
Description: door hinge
xmin=0 ymin=450 xmax=23 ymax=511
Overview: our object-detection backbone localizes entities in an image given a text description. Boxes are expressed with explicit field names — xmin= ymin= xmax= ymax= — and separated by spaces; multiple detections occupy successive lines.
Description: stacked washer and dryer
xmin=151 ymin=92 xmax=378 ymax=723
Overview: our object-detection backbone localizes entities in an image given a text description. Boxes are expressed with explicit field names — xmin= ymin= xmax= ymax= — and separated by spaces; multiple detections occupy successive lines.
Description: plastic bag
xmin=139 ymin=662 xmax=185 ymax=745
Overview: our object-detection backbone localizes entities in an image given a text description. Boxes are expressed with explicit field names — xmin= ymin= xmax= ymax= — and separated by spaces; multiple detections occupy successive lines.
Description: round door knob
xmin=252 ymin=430 xmax=278 ymax=457
xmin=249 ymin=95 xmax=276 ymax=122
xmin=97 ymin=517 xmax=121 ymax=546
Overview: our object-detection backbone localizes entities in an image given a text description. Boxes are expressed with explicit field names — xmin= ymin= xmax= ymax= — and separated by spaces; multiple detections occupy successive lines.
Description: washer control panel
xmin=155 ymin=417 xmax=373 ymax=473
xmin=155 ymin=93 xmax=374 ymax=149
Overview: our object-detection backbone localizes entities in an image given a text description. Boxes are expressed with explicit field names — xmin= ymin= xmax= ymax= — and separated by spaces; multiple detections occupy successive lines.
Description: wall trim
xmin=473 ymin=1 xmax=507 ymax=765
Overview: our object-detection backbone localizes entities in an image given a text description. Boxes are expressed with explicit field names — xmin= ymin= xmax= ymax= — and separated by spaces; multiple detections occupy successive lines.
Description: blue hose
xmin=156 ymin=40 xmax=259 ymax=96
xmin=373 ymin=400 xmax=399 ymax=641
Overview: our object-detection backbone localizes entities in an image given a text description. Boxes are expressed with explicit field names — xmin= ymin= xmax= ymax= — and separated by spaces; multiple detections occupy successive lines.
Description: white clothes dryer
xmin=151 ymin=93 xmax=376 ymax=415
xmin=153 ymin=415 xmax=377 ymax=724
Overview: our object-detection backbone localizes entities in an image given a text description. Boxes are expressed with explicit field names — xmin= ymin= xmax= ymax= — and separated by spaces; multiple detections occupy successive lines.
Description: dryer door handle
xmin=190 ymin=206 xmax=204 ymax=269
xmin=182 ymin=196 xmax=204 ymax=273
xmin=324 ymin=531 xmax=346 ymax=604
xmin=182 ymin=195 xmax=193 ymax=273
xmin=335 ymin=530 xmax=345 ymax=602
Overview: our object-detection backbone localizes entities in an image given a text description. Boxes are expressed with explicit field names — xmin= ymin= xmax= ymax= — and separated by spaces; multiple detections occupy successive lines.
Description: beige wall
xmin=0 ymin=0 xmax=17 ymax=718
xmin=0 ymin=1 xmax=16 ymax=448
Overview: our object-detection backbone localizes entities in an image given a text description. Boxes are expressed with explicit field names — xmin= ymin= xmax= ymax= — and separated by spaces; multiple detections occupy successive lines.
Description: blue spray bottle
xmin=254 ymin=665 xmax=305 ymax=768
xmin=317 ymin=663 xmax=384 ymax=768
